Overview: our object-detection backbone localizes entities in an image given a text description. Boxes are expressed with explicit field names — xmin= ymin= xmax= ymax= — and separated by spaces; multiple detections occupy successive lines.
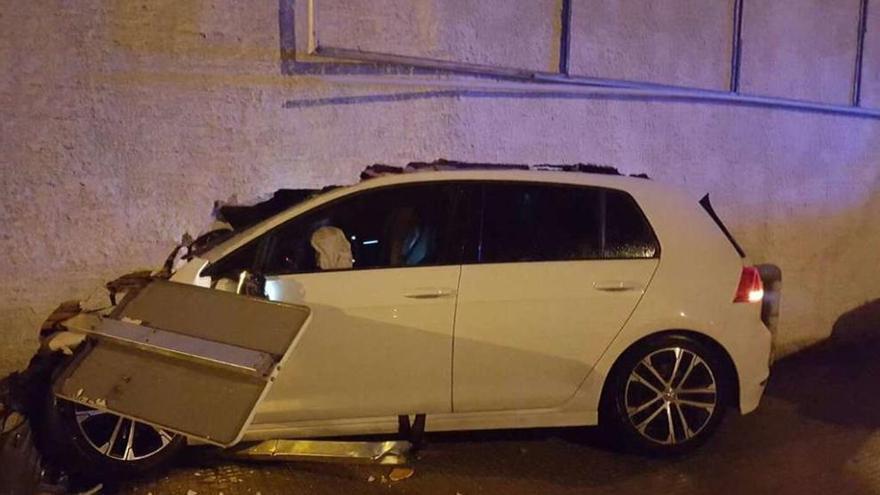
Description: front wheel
xmin=601 ymin=335 xmax=729 ymax=455
xmin=39 ymin=394 xmax=185 ymax=482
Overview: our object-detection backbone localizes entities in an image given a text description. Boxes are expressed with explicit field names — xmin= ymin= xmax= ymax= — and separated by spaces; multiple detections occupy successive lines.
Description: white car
xmin=43 ymin=169 xmax=773 ymax=476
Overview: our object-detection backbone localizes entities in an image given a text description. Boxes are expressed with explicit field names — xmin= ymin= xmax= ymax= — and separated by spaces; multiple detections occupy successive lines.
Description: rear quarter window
xmin=604 ymin=190 xmax=659 ymax=259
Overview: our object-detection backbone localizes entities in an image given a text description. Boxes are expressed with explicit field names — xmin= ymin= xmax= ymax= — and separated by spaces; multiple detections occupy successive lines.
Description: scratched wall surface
xmin=1 ymin=0 xmax=879 ymax=375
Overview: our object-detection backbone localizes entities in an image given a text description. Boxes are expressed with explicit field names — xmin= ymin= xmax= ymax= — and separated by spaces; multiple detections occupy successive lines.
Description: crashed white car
xmin=38 ymin=168 xmax=773 ymax=476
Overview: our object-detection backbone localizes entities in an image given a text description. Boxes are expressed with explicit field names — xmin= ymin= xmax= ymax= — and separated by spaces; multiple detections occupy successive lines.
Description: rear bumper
xmin=739 ymin=366 xmax=770 ymax=415
xmin=726 ymin=309 xmax=773 ymax=415
xmin=735 ymin=263 xmax=781 ymax=414
xmin=733 ymin=320 xmax=774 ymax=414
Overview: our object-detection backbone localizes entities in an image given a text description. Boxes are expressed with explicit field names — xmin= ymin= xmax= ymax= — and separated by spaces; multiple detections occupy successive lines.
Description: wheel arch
xmin=597 ymin=329 xmax=740 ymax=424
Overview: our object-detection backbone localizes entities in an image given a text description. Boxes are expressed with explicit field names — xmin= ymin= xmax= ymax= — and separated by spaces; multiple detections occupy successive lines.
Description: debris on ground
xmin=0 ymin=408 xmax=43 ymax=495
xmin=388 ymin=467 xmax=414 ymax=482
xmin=76 ymin=483 xmax=103 ymax=495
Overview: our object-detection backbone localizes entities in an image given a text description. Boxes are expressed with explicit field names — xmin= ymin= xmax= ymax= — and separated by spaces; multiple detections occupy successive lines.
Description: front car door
xmin=254 ymin=182 xmax=465 ymax=424
xmin=452 ymin=182 xmax=661 ymax=412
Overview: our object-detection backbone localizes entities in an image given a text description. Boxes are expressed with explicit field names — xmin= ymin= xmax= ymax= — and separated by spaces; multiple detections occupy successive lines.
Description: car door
xmin=452 ymin=182 xmax=660 ymax=412
xmin=254 ymin=182 xmax=465 ymax=424
xmin=54 ymin=280 xmax=311 ymax=447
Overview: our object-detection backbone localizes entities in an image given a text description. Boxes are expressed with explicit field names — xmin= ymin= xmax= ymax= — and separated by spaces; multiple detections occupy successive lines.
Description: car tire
xmin=601 ymin=334 xmax=729 ymax=456
xmin=34 ymin=360 xmax=185 ymax=483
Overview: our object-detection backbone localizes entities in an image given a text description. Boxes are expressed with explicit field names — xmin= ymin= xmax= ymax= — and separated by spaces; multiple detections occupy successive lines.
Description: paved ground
xmin=112 ymin=335 xmax=880 ymax=495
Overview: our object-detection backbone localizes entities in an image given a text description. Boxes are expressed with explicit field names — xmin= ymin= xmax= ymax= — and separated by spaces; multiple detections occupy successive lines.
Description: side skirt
xmin=240 ymin=409 xmax=597 ymax=442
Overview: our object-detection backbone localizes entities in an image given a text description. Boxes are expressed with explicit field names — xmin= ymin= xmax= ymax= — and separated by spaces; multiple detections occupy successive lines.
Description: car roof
xmin=341 ymin=169 xmax=686 ymax=201
xmin=355 ymin=168 xmax=647 ymax=187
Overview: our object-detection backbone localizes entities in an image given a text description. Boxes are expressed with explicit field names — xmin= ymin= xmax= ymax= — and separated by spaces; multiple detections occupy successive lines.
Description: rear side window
xmin=478 ymin=183 xmax=658 ymax=263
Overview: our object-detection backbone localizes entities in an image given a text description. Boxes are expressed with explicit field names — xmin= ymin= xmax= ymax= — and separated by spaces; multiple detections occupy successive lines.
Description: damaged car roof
xmin=215 ymin=160 xmax=647 ymax=231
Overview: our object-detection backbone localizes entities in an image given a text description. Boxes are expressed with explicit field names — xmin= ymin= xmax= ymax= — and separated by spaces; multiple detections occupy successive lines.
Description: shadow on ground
xmin=117 ymin=300 xmax=880 ymax=495
xmin=768 ymin=298 xmax=880 ymax=428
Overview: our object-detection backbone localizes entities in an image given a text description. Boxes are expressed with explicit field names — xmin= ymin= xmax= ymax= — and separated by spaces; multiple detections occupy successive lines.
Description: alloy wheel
xmin=624 ymin=347 xmax=718 ymax=445
xmin=73 ymin=405 xmax=176 ymax=461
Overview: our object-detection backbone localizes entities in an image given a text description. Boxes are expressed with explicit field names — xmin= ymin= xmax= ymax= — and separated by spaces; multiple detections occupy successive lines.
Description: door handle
xmin=403 ymin=287 xmax=457 ymax=299
xmin=593 ymin=281 xmax=643 ymax=292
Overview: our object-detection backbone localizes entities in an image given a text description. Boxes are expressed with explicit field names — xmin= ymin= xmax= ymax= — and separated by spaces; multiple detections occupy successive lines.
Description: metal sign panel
xmin=54 ymin=281 xmax=311 ymax=447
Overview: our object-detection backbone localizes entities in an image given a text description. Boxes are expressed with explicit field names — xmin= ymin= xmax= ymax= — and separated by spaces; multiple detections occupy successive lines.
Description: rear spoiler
xmin=699 ymin=194 xmax=746 ymax=258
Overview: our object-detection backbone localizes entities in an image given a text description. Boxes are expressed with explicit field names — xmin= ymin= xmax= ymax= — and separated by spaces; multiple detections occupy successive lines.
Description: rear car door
xmin=256 ymin=182 xmax=466 ymax=423
xmin=452 ymin=182 xmax=660 ymax=412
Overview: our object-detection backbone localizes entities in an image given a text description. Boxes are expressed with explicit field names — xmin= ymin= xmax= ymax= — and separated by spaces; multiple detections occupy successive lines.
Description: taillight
xmin=734 ymin=266 xmax=764 ymax=303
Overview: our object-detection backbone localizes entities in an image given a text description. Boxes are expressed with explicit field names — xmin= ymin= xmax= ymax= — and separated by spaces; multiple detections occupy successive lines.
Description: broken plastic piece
xmin=44 ymin=332 xmax=87 ymax=356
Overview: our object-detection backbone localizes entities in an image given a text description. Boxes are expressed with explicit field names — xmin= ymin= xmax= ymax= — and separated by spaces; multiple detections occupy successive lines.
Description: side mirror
xmin=237 ymin=271 xmax=267 ymax=299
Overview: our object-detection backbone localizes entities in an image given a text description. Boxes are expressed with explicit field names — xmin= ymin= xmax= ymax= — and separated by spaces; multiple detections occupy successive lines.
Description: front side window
xmin=262 ymin=183 xmax=460 ymax=275
xmin=478 ymin=182 xmax=658 ymax=263
xmin=201 ymin=240 xmax=261 ymax=280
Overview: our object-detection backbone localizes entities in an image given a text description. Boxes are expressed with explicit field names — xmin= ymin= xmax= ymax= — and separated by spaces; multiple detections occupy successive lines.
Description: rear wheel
xmin=601 ymin=335 xmax=729 ymax=455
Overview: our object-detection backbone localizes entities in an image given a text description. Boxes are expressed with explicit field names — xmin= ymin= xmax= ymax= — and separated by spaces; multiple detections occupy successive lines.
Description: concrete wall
xmin=569 ymin=0 xmax=734 ymax=89
xmin=862 ymin=3 xmax=880 ymax=107
xmin=1 ymin=0 xmax=879 ymax=375
xmin=740 ymin=0 xmax=861 ymax=104
xmin=315 ymin=0 xmax=561 ymax=72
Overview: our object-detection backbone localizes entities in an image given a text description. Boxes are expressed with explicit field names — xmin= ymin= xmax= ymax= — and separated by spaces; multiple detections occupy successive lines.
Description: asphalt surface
xmin=112 ymin=335 xmax=880 ymax=495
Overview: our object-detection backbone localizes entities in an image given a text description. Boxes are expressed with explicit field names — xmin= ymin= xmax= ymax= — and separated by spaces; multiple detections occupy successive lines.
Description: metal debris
xmin=230 ymin=439 xmax=411 ymax=465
